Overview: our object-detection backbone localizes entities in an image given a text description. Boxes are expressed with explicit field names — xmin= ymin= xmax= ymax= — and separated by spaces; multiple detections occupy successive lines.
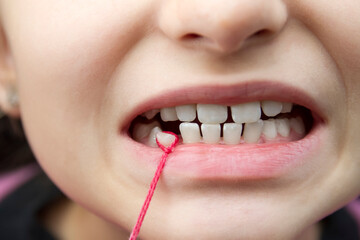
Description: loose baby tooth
xmin=243 ymin=120 xmax=264 ymax=143
xmin=142 ymin=109 xmax=160 ymax=120
xmin=290 ymin=117 xmax=305 ymax=135
xmin=156 ymin=132 xmax=176 ymax=148
xmin=133 ymin=122 xmax=160 ymax=141
xmin=148 ymin=126 xmax=162 ymax=147
xmin=179 ymin=123 xmax=201 ymax=143
xmin=175 ymin=104 xmax=196 ymax=122
xmin=262 ymin=120 xmax=277 ymax=139
xmin=231 ymin=102 xmax=261 ymax=123
xmin=275 ymin=119 xmax=290 ymax=137
xmin=281 ymin=102 xmax=293 ymax=113
xmin=261 ymin=101 xmax=283 ymax=117
xmin=223 ymin=123 xmax=242 ymax=145
xmin=160 ymin=107 xmax=178 ymax=122
xmin=201 ymin=124 xmax=221 ymax=144
xmin=197 ymin=104 xmax=227 ymax=124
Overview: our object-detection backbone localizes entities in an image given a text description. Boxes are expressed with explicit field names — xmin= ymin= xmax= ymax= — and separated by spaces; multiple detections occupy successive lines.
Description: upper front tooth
xmin=201 ymin=124 xmax=220 ymax=144
xmin=243 ymin=120 xmax=264 ymax=143
xmin=179 ymin=123 xmax=201 ymax=143
xmin=262 ymin=120 xmax=277 ymax=139
xmin=175 ymin=104 xmax=196 ymax=122
xmin=223 ymin=123 xmax=242 ymax=145
xmin=160 ymin=107 xmax=178 ymax=122
xmin=261 ymin=101 xmax=283 ymax=117
xmin=142 ymin=109 xmax=160 ymax=120
xmin=231 ymin=102 xmax=261 ymax=123
xmin=281 ymin=102 xmax=293 ymax=113
xmin=197 ymin=104 xmax=227 ymax=124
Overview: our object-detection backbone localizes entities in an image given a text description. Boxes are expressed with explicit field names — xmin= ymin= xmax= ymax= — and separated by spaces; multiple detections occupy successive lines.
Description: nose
xmin=158 ymin=0 xmax=288 ymax=54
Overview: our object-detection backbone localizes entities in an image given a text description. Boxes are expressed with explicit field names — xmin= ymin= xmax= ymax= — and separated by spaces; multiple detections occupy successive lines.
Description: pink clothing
xmin=0 ymin=164 xmax=40 ymax=202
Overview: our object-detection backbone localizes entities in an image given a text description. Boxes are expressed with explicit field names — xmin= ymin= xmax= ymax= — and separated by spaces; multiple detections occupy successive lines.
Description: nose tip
xmin=158 ymin=0 xmax=288 ymax=54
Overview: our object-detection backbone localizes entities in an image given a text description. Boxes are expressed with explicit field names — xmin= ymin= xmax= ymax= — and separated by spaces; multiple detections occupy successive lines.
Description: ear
xmin=0 ymin=24 xmax=19 ymax=118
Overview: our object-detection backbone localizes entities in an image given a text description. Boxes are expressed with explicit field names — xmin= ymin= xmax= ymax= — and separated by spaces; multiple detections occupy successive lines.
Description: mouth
xmin=121 ymin=81 xmax=325 ymax=180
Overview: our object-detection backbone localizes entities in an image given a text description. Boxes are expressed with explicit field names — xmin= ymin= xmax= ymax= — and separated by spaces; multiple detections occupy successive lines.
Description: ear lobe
xmin=0 ymin=25 xmax=20 ymax=118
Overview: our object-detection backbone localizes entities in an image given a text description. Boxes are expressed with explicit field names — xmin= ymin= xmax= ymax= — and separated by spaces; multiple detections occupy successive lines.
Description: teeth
xmin=197 ymin=104 xmax=228 ymax=124
xmin=179 ymin=123 xmax=201 ymax=143
xmin=160 ymin=107 xmax=178 ymax=122
xmin=148 ymin=126 xmax=162 ymax=147
xmin=223 ymin=123 xmax=242 ymax=145
xmin=133 ymin=122 xmax=160 ymax=141
xmin=275 ymin=119 xmax=290 ymax=137
xmin=156 ymin=132 xmax=176 ymax=148
xmin=175 ymin=104 xmax=196 ymax=122
xmin=290 ymin=117 xmax=305 ymax=135
xmin=243 ymin=120 xmax=264 ymax=143
xmin=142 ymin=109 xmax=160 ymax=120
xmin=262 ymin=120 xmax=277 ymax=139
xmin=231 ymin=102 xmax=261 ymax=123
xmin=201 ymin=124 xmax=221 ymax=144
xmin=261 ymin=101 xmax=283 ymax=117
xmin=281 ymin=102 xmax=293 ymax=113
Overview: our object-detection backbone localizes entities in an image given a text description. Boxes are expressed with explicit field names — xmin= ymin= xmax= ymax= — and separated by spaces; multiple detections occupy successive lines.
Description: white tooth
xmin=290 ymin=117 xmax=305 ymax=135
xmin=133 ymin=122 xmax=160 ymax=141
xmin=201 ymin=124 xmax=220 ymax=144
xmin=142 ymin=109 xmax=160 ymax=120
xmin=175 ymin=104 xmax=196 ymax=122
xmin=156 ymin=132 xmax=176 ymax=148
xmin=281 ymin=102 xmax=293 ymax=113
xmin=275 ymin=119 xmax=290 ymax=137
xmin=160 ymin=107 xmax=178 ymax=122
xmin=262 ymin=120 xmax=277 ymax=139
xmin=243 ymin=120 xmax=264 ymax=143
xmin=231 ymin=102 xmax=261 ymax=123
xmin=148 ymin=126 xmax=162 ymax=147
xmin=197 ymin=104 xmax=227 ymax=124
xmin=179 ymin=123 xmax=201 ymax=143
xmin=261 ymin=101 xmax=283 ymax=117
xmin=223 ymin=123 xmax=242 ymax=145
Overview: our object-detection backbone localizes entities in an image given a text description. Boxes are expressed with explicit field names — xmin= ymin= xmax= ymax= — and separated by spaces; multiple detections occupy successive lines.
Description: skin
xmin=0 ymin=0 xmax=360 ymax=239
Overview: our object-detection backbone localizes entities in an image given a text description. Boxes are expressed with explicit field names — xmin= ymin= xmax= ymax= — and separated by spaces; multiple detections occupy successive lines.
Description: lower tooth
xmin=148 ymin=126 xmax=162 ymax=147
xmin=133 ymin=122 xmax=160 ymax=141
xmin=290 ymin=117 xmax=305 ymax=135
xmin=179 ymin=123 xmax=201 ymax=143
xmin=262 ymin=120 xmax=277 ymax=139
xmin=276 ymin=119 xmax=290 ymax=137
xmin=243 ymin=120 xmax=264 ymax=143
xmin=223 ymin=123 xmax=242 ymax=145
xmin=156 ymin=132 xmax=176 ymax=148
xmin=201 ymin=124 xmax=220 ymax=144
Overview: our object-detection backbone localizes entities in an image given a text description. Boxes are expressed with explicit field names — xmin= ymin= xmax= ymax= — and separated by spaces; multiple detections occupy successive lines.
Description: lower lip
xmin=123 ymin=125 xmax=323 ymax=180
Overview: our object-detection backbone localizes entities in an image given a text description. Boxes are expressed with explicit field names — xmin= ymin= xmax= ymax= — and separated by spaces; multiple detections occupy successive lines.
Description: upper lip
xmin=121 ymin=80 xmax=325 ymax=132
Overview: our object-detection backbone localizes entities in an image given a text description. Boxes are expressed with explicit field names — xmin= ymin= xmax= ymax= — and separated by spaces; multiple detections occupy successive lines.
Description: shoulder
xmin=0 ymin=168 xmax=64 ymax=240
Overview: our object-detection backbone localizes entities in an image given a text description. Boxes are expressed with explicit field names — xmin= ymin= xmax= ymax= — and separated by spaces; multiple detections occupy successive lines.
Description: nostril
xmin=253 ymin=29 xmax=272 ymax=37
xmin=181 ymin=33 xmax=203 ymax=41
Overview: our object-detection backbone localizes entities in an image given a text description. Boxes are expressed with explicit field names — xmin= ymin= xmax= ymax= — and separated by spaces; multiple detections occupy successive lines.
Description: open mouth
xmin=121 ymin=83 xmax=325 ymax=179
xmin=129 ymin=101 xmax=313 ymax=147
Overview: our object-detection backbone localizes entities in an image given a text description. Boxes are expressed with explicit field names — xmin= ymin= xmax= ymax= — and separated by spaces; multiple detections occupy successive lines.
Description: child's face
xmin=1 ymin=0 xmax=360 ymax=239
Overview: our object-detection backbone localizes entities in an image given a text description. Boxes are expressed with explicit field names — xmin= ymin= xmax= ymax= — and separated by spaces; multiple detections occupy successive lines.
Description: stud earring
xmin=7 ymin=86 xmax=19 ymax=108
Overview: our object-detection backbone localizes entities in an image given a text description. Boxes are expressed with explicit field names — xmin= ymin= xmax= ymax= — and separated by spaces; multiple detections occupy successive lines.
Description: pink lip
xmin=120 ymin=81 xmax=325 ymax=180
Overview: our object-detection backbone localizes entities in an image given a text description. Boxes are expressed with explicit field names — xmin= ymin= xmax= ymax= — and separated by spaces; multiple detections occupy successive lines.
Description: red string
xmin=129 ymin=132 xmax=179 ymax=240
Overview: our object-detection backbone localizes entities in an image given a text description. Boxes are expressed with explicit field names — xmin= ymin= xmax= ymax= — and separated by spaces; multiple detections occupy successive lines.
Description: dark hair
xmin=0 ymin=115 xmax=36 ymax=173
